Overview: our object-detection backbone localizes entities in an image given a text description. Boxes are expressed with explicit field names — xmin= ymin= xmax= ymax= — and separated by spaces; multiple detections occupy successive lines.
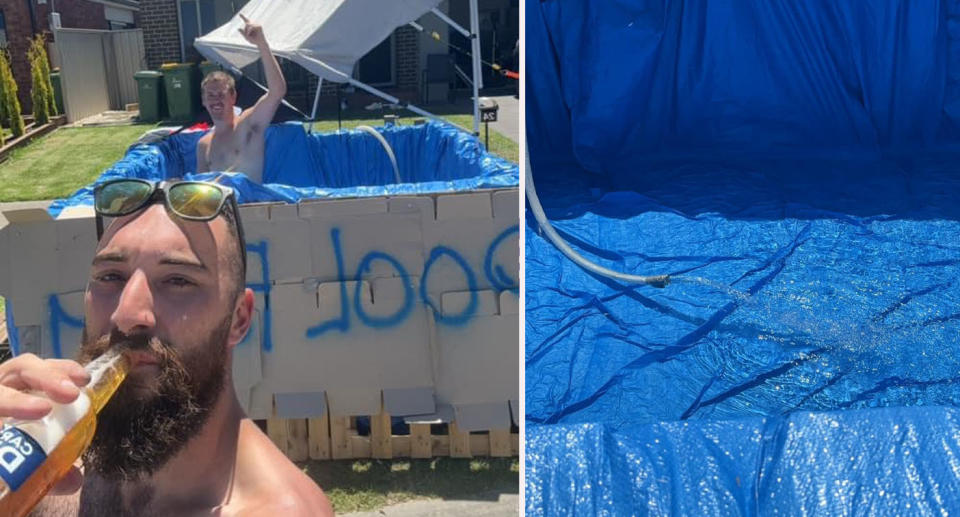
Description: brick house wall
xmin=38 ymin=1 xmax=108 ymax=31
xmin=137 ymin=0 xmax=422 ymax=109
xmin=395 ymin=25 xmax=419 ymax=92
xmin=0 ymin=0 xmax=37 ymax=111
xmin=139 ymin=0 xmax=179 ymax=69
xmin=307 ymin=25 xmax=420 ymax=109
xmin=0 ymin=0 xmax=110 ymax=112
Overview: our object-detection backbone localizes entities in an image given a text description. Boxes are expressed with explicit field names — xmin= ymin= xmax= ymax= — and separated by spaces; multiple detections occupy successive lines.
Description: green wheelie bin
xmin=160 ymin=63 xmax=199 ymax=123
xmin=134 ymin=70 xmax=165 ymax=122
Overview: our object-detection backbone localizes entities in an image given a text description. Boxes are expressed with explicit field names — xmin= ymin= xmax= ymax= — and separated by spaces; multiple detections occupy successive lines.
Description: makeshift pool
xmin=2 ymin=120 xmax=519 ymax=432
xmin=50 ymin=121 xmax=518 ymax=214
xmin=526 ymin=1 xmax=960 ymax=514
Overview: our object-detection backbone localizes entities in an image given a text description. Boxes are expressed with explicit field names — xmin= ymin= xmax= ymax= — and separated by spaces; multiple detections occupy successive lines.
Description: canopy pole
xmin=308 ymin=78 xmax=322 ymax=133
xmin=430 ymin=7 xmax=470 ymax=38
xmin=297 ymin=54 xmax=474 ymax=135
xmin=242 ymin=74 xmax=311 ymax=119
xmin=469 ymin=0 xmax=482 ymax=135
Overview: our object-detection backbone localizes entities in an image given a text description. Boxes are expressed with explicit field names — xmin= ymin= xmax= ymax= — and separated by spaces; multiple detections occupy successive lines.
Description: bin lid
xmin=159 ymin=63 xmax=196 ymax=70
xmin=134 ymin=70 xmax=163 ymax=78
xmin=479 ymin=97 xmax=499 ymax=111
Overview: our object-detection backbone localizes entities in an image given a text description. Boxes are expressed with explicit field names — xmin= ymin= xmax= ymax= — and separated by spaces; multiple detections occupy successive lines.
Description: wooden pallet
xmin=265 ymin=411 xmax=518 ymax=461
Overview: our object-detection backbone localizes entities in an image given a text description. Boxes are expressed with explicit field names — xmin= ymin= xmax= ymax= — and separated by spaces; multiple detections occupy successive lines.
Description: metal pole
xmin=430 ymin=7 xmax=471 ymax=38
xmin=297 ymin=55 xmax=475 ymax=135
xmin=469 ymin=0 xmax=482 ymax=135
xmin=308 ymin=78 xmax=322 ymax=133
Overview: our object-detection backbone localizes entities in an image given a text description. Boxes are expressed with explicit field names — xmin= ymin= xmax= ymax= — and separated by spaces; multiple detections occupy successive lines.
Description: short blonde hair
xmin=201 ymin=70 xmax=235 ymax=94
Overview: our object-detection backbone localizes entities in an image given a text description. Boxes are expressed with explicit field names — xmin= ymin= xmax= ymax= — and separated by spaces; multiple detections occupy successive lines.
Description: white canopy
xmin=194 ymin=0 xmax=442 ymax=83
xmin=194 ymin=0 xmax=484 ymax=133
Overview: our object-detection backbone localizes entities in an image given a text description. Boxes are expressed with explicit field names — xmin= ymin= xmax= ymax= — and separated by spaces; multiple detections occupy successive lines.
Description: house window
xmin=178 ymin=0 xmax=230 ymax=62
xmin=105 ymin=6 xmax=136 ymax=30
xmin=0 ymin=10 xmax=7 ymax=45
xmin=355 ymin=34 xmax=395 ymax=87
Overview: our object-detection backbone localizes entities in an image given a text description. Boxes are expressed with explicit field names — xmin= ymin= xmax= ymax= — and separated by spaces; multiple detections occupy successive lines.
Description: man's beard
xmin=77 ymin=317 xmax=231 ymax=481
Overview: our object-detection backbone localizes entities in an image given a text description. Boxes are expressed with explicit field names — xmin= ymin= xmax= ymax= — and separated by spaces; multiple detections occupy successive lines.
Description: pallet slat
xmin=350 ymin=434 xmax=372 ymax=458
xmin=266 ymin=416 xmax=519 ymax=460
xmin=330 ymin=416 xmax=352 ymax=460
xmin=308 ymin=415 xmax=331 ymax=460
xmin=286 ymin=419 xmax=309 ymax=461
xmin=410 ymin=424 xmax=432 ymax=458
xmin=469 ymin=434 xmax=490 ymax=457
xmin=370 ymin=411 xmax=392 ymax=459
xmin=490 ymin=429 xmax=512 ymax=457
xmin=266 ymin=417 xmax=287 ymax=454
xmin=449 ymin=422 xmax=471 ymax=458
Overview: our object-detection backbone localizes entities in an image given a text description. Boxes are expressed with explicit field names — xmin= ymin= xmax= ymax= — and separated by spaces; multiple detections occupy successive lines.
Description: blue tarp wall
xmin=49 ymin=121 xmax=517 ymax=217
xmin=11 ymin=121 xmax=515 ymax=357
xmin=526 ymin=1 xmax=960 ymax=514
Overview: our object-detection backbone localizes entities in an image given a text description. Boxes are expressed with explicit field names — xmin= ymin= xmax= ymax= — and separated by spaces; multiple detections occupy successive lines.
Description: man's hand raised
xmin=238 ymin=14 xmax=267 ymax=47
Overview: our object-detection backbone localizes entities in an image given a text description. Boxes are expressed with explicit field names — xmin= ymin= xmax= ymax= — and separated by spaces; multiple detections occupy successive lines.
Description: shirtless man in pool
xmin=195 ymin=14 xmax=286 ymax=183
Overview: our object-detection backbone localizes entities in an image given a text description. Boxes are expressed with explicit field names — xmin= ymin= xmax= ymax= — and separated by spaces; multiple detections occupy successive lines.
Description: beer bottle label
xmin=0 ymin=425 xmax=46 ymax=491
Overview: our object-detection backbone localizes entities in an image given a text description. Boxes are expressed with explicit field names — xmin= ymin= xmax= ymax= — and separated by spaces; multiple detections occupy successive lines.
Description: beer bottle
xmin=0 ymin=348 xmax=129 ymax=517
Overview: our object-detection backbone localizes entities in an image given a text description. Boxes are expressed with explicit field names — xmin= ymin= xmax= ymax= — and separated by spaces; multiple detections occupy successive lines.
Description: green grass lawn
xmin=0 ymin=124 xmax=158 ymax=202
xmin=307 ymin=112 xmax=518 ymax=164
xmin=301 ymin=458 xmax=519 ymax=514
xmin=0 ymin=114 xmax=516 ymax=203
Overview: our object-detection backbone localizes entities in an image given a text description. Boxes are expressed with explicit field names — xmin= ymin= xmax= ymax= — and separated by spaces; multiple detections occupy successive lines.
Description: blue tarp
xmin=49 ymin=121 xmax=517 ymax=217
xmin=526 ymin=0 xmax=960 ymax=514
xmin=13 ymin=121 xmax=515 ymax=355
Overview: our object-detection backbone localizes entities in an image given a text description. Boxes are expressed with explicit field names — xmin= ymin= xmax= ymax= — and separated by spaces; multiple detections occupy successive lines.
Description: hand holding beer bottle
xmin=0 ymin=350 xmax=129 ymax=516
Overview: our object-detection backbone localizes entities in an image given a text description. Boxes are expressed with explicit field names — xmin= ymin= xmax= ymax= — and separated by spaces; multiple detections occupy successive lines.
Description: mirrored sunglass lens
xmin=96 ymin=182 xmax=152 ymax=215
xmin=168 ymin=183 xmax=224 ymax=218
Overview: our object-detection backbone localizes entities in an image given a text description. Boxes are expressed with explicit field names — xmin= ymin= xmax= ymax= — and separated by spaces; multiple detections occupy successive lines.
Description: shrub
xmin=0 ymin=49 xmax=24 ymax=138
xmin=28 ymin=35 xmax=54 ymax=124
xmin=28 ymin=35 xmax=56 ymax=117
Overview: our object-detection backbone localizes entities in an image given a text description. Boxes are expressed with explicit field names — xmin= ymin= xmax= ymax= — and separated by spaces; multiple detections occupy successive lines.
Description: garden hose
xmin=356 ymin=125 xmax=402 ymax=184
xmin=525 ymin=148 xmax=670 ymax=288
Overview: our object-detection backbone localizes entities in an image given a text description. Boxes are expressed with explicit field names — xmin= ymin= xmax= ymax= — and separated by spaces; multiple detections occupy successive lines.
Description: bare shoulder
xmin=236 ymin=108 xmax=269 ymax=136
xmin=197 ymin=131 xmax=212 ymax=146
xmin=232 ymin=420 xmax=334 ymax=516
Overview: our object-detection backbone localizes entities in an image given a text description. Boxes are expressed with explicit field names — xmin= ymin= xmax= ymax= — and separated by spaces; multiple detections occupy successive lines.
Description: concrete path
xmin=340 ymin=493 xmax=518 ymax=517
xmin=70 ymin=110 xmax=139 ymax=127
xmin=485 ymin=95 xmax=519 ymax=144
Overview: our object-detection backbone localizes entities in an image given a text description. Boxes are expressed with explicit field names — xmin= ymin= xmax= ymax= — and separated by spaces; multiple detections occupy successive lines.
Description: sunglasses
xmin=93 ymin=178 xmax=247 ymax=274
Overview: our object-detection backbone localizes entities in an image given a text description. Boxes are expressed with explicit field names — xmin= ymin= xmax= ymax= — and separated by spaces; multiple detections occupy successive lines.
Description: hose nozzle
xmin=646 ymin=275 xmax=671 ymax=288
xmin=525 ymin=149 xmax=672 ymax=289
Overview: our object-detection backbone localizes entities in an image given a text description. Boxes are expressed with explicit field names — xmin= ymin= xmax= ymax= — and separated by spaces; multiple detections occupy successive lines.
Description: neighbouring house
xmin=139 ymin=0 xmax=518 ymax=113
xmin=0 ymin=0 xmax=140 ymax=112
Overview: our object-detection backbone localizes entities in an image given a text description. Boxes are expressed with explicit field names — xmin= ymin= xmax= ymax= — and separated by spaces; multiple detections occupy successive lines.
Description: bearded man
xmin=0 ymin=178 xmax=332 ymax=516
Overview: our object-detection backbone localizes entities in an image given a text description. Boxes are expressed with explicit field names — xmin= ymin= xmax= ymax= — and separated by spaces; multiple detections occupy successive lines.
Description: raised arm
xmin=195 ymin=135 xmax=210 ymax=173
xmin=238 ymin=14 xmax=287 ymax=128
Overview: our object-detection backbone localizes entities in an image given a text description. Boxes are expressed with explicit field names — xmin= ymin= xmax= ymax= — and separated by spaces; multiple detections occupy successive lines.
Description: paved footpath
xmin=486 ymin=95 xmax=519 ymax=144
xmin=341 ymin=493 xmax=518 ymax=517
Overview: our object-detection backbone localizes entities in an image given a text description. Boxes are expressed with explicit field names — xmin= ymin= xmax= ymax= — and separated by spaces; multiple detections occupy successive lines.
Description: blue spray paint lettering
xmin=245 ymin=241 xmax=272 ymax=351
xmin=306 ymin=228 xmax=350 ymax=337
xmin=49 ymin=294 xmax=83 ymax=359
xmin=484 ymin=225 xmax=519 ymax=293
xmin=354 ymin=252 xmax=414 ymax=329
xmin=37 ymin=225 xmax=519 ymax=356
xmin=421 ymin=246 xmax=479 ymax=327
xmin=5 ymin=302 xmax=19 ymax=357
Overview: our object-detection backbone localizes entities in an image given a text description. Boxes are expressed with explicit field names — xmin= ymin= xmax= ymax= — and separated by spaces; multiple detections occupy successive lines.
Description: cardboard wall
xmin=0 ymin=190 xmax=519 ymax=429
